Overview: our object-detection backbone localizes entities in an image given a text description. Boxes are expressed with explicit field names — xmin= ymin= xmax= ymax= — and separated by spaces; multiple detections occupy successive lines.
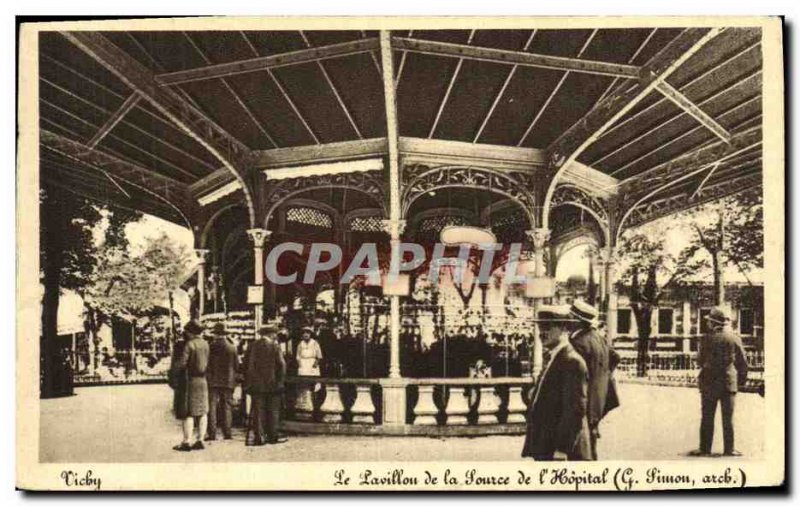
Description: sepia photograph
xmin=15 ymin=15 xmax=785 ymax=491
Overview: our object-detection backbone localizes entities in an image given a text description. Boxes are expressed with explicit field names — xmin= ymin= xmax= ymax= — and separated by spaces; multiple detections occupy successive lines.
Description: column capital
xmin=195 ymin=248 xmax=210 ymax=263
xmin=246 ymin=228 xmax=271 ymax=247
xmin=600 ymin=246 xmax=619 ymax=265
xmin=381 ymin=219 xmax=406 ymax=239
xmin=525 ymin=228 xmax=551 ymax=250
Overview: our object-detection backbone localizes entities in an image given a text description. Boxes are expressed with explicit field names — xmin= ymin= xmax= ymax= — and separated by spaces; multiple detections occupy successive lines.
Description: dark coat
xmin=179 ymin=336 xmax=210 ymax=416
xmin=522 ymin=343 xmax=592 ymax=461
xmin=698 ymin=326 xmax=749 ymax=394
xmin=570 ymin=327 xmax=620 ymax=427
xmin=168 ymin=340 xmax=189 ymax=420
xmin=208 ymin=337 xmax=239 ymax=389
xmin=244 ymin=338 xmax=286 ymax=394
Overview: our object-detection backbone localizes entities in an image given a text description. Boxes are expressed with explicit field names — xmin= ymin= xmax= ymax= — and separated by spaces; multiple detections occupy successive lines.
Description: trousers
xmin=207 ymin=387 xmax=233 ymax=438
xmin=700 ymin=389 xmax=736 ymax=454
xmin=250 ymin=393 xmax=282 ymax=444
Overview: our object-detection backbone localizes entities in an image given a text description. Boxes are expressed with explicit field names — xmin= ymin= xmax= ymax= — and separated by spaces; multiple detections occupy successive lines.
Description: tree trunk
xmin=168 ymin=291 xmax=176 ymax=356
xmin=41 ymin=257 xmax=61 ymax=398
xmin=714 ymin=202 xmax=726 ymax=305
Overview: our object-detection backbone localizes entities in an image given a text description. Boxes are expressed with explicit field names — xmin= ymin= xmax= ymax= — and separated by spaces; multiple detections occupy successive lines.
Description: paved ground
xmin=40 ymin=383 xmax=765 ymax=462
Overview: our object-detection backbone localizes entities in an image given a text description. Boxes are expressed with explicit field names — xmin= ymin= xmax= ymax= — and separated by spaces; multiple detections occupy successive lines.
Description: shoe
xmin=223 ymin=435 xmax=233 ymax=440
xmin=173 ymin=442 xmax=192 ymax=452
xmin=688 ymin=449 xmax=710 ymax=457
xmin=204 ymin=435 xmax=216 ymax=442
xmin=724 ymin=450 xmax=743 ymax=457
xmin=191 ymin=441 xmax=205 ymax=451
xmin=267 ymin=437 xmax=288 ymax=445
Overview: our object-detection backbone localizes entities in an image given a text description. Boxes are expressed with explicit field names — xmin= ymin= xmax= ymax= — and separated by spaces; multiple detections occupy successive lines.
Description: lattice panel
xmin=418 ymin=215 xmax=470 ymax=234
xmin=286 ymin=206 xmax=333 ymax=229
xmin=349 ymin=215 xmax=384 ymax=233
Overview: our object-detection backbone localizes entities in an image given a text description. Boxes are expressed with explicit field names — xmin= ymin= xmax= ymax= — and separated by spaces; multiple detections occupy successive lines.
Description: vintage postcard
xmin=16 ymin=15 xmax=785 ymax=491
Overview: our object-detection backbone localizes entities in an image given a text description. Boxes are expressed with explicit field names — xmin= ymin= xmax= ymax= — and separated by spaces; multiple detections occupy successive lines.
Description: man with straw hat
xmin=522 ymin=305 xmax=591 ymax=461
xmin=690 ymin=306 xmax=749 ymax=457
xmin=568 ymin=300 xmax=620 ymax=460
xmin=205 ymin=322 xmax=239 ymax=442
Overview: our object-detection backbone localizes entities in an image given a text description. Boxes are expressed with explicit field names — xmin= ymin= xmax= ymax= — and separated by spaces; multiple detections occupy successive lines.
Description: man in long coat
xmin=568 ymin=300 xmax=620 ymax=460
xmin=244 ymin=323 xmax=288 ymax=446
xmin=205 ymin=322 xmax=239 ymax=441
xmin=172 ymin=320 xmax=210 ymax=452
xmin=522 ymin=306 xmax=592 ymax=461
xmin=691 ymin=306 xmax=749 ymax=456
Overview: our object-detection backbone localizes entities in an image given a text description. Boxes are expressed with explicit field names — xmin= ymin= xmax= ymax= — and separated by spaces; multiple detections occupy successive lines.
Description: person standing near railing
xmin=205 ymin=323 xmax=239 ymax=442
xmin=244 ymin=324 xmax=288 ymax=446
xmin=690 ymin=306 xmax=749 ymax=457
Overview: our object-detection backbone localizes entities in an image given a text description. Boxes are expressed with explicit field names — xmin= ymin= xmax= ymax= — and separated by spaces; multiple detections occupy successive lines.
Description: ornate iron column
xmin=603 ymin=246 xmax=618 ymax=344
xmin=527 ymin=227 xmax=551 ymax=380
xmin=247 ymin=228 xmax=271 ymax=331
xmin=195 ymin=248 xmax=210 ymax=317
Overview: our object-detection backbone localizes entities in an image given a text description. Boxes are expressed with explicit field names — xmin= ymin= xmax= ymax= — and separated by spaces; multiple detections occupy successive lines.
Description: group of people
xmin=168 ymin=320 xmax=325 ymax=451
xmin=522 ymin=301 xmax=749 ymax=460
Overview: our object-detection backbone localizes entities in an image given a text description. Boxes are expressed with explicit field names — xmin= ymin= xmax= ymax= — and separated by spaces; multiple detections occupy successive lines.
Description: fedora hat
xmin=704 ymin=306 xmax=731 ymax=326
xmin=569 ymin=300 xmax=599 ymax=325
xmin=258 ymin=323 xmax=278 ymax=336
xmin=211 ymin=322 xmax=227 ymax=336
xmin=537 ymin=305 xmax=577 ymax=323
xmin=183 ymin=319 xmax=204 ymax=336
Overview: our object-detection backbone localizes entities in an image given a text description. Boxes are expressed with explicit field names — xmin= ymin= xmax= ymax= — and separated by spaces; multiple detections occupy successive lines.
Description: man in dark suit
xmin=568 ymin=300 xmax=620 ymax=460
xmin=244 ymin=323 xmax=288 ymax=446
xmin=522 ymin=305 xmax=592 ymax=461
xmin=205 ymin=323 xmax=239 ymax=441
xmin=690 ymin=306 xmax=749 ymax=456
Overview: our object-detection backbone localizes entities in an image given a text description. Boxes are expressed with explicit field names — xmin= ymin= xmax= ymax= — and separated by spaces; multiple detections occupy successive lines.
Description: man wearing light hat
xmin=244 ymin=323 xmax=288 ymax=445
xmin=691 ymin=306 xmax=749 ymax=457
xmin=205 ymin=322 xmax=238 ymax=442
xmin=522 ymin=305 xmax=592 ymax=461
xmin=568 ymin=300 xmax=620 ymax=460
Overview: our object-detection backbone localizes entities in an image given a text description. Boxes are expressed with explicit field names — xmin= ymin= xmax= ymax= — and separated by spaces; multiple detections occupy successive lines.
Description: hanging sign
xmin=525 ymin=275 xmax=556 ymax=299
xmin=247 ymin=285 xmax=264 ymax=304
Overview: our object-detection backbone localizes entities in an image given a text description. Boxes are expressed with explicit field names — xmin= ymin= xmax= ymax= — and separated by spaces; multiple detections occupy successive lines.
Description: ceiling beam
xmin=517 ymin=29 xmax=598 ymax=147
xmin=619 ymin=126 xmax=762 ymax=198
xmin=656 ymin=80 xmax=732 ymax=143
xmin=299 ymin=31 xmax=361 ymax=140
xmin=41 ymin=130 xmax=195 ymax=225
xmin=238 ymin=31 xmax=319 ymax=145
xmin=428 ymin=30 xmax=476 ymax=139
xmin=155 ymin=37 xmax=379 ymax=86
xmin=61 ymin=30 xmax=257 ymax=225
xmin=473 ymin=30 xmax=537 ymax=143
xmin=626 ymin=170 xmax=762 ymax=228
xmin=543 ymin=27 xmax=725 ymax=227
xmin=183 ymin=32 xmax=278 ymax=148
xmin=86 ymin=92 xmax=141 ymax=149
xmin=392 ymin=36 xmax=641 ymax=79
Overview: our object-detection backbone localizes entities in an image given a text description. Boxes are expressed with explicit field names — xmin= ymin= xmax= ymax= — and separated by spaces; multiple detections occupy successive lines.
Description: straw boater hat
xmin=537 ymin=305 xmax=577 ymax=324
xmin=301 ymin=326 xmax=314 ymax=334
xmin=704 ymin=306 xmax=731 ymax=326
xmin=211 ymin=322 xmax=226 ymax=336
xmin=569 ymin=300 xmax=599 ymax=326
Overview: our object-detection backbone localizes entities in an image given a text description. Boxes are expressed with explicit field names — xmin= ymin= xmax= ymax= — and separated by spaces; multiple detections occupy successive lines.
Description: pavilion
xmin=38 ymin=26 xmax=763 ymax=431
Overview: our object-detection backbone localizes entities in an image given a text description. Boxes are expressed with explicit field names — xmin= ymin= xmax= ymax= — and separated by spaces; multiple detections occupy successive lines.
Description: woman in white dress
xmin=296 ymin=327 xmax=323 ymax=376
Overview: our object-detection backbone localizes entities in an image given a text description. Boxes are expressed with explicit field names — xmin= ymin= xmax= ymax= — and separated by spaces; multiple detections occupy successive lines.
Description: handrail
xmin=284 ymin=376 xmax=533 ymax=386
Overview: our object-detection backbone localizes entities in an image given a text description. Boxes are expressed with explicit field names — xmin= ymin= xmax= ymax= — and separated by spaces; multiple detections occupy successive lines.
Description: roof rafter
xmin=86 ymin=92 xmax=141 ymax=149
xmin=61 ymin=30 xmax=257 ymax=225
xmin=656 ymin=80 xmax=732 ymax=143
xmin=155 ymin=37 xmax=379 ymax=86
xmin=40 ymin=129 xmax=195 ymax=225
xmin=392 ymin=36 xmax=641 ymax=79
xmin=298 ymin=31 xmax=362 ymax=140
xmin=543 ymin=27 xmax=726 ymax=226
xmin=238 ymin=31 xmax=320 ymax=145
xmin=428 ymin=30 xmax=476 ymax=139
xmin=183 ymin=32 xmax=279 ymax=148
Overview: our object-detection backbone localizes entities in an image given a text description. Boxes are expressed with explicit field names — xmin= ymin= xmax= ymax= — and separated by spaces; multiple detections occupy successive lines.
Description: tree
xmin=39 ymin=184 xmax=140 ymax=397
xmin=677 ymin=188 xmax=763 ymax=304
xmin=616 ymin=232 xmax=699 ymax=376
